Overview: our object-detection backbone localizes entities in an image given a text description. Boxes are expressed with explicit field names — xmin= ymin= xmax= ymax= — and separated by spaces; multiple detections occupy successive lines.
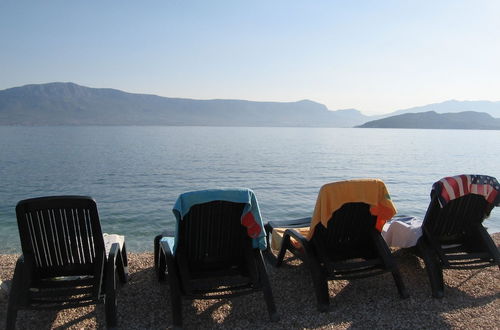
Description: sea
xmin=1 ymin=126 xmax=499 ymax=253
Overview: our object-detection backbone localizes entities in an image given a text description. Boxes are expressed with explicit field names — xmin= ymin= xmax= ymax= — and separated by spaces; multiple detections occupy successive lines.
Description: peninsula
xmin=357 ymin=111 xmax=500 ymax=130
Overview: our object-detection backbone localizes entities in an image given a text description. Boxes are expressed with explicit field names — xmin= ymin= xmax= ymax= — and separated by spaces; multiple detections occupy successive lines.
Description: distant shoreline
xmin=2 ymin=83 xmax=500 ymax=127
xmin=2 ymin=125 xmax=500 ymax=131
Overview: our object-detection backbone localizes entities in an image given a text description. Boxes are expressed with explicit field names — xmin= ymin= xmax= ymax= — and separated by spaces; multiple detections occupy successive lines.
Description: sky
xmin=1 ymin=1 xmax=499 ymax=115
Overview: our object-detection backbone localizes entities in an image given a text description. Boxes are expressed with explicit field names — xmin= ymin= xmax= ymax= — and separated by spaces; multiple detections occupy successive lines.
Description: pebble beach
xmin=1 ymin=234 xmax=499 ymax=329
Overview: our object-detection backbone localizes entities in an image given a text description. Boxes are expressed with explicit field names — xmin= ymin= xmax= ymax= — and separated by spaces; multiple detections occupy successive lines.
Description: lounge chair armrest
xmin=154 ymin=231 xmax=175 ymax=269
xmin=104 ymin=243 xmax=119 ymax=325
xmin=284 ymin=228 xmax=309 ymax=247
xmin=156 ymin=230 xmax=175 ymax=239
xmin=267 ymin=217 xmax=311 ymax=229
xmin=284 ymin=228 xmax=316 ymax=257
xmin=157 ymin=237 xmax=178 ymax=282
xmin=105 ymin=243 xmax=120 ymax=288
xmin=108 ymin=240 xmax=128 ymax=284
xmin=107 ymin=242 xmax=119 ymax=263
xmin=264 ymin=218 xmax=311 ymax=264
xmin=159 ymin=238 xmax=174 ymax=258
xmin=274 ymin=228 xmax=320 ymax=269
xmin=158 ymin=238 xmax=183 ymax=294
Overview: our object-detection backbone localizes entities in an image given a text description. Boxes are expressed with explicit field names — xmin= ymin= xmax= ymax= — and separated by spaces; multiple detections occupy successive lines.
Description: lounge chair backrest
xmin=177 ymin=200 xmax=251 ymax=271
xmin=422 ymin=192 xmax=491 ymax=242
xmin=311 ymin=202 xmax=377 ymax=261
xmin=15 ymin=196 xmax=105 ymax=279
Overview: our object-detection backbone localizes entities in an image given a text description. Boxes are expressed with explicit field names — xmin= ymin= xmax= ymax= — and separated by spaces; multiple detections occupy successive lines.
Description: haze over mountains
xmin=1 ymin=82 xmax=499 ymax=129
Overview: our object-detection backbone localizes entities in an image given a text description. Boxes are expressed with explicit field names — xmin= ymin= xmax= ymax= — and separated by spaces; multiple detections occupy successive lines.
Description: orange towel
xmin=307 ymin=179 xmax=397 ymax=239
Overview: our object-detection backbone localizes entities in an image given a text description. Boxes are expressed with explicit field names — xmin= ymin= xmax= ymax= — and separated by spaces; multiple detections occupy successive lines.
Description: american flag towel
xmin=432 ymin=175 xmax=500 ymax=208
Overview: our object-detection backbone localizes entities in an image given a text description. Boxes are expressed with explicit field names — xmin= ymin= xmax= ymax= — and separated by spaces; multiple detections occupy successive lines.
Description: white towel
xmin=103 ymin=233 xmax=125 ymax=256
xmin=382 ymin=217 xmax=423 ymax=248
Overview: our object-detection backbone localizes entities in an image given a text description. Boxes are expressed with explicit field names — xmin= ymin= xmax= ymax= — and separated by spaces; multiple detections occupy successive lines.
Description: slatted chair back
xmin=15 ymin=196 xmax=105 ymax=282
xmin=176 ymin=200 xmax=251 ymax=273
xmin=422 ymin=193 xmax=491 ymax=243
xmin=311 ymin=202 xmax=378 ymax=261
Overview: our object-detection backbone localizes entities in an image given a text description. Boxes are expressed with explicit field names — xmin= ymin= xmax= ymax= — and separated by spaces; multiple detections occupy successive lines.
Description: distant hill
xmin=0 ymin=82 xmax=371 ymax=127
xmin=385 ymin=100 xmax=500 ymax=118
xmin=358 ymin=111 xmax=500 ymax=130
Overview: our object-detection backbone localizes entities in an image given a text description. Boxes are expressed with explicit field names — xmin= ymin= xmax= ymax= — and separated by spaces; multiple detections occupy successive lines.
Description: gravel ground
xmin=1 ymin=234 xmax=499 ymax=329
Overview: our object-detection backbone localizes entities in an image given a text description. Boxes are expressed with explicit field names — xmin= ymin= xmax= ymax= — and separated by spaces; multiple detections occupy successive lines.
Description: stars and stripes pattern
xmin=432 ymin=174 xmax=500 ymax=207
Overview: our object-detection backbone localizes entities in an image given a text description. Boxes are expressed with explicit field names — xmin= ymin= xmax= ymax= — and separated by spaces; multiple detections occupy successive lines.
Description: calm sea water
xmin=1 ymin=126 xmax=499 ymax=253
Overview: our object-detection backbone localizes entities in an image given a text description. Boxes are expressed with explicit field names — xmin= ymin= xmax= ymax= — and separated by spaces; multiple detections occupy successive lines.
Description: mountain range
xmin=1 ymin=82 xmax=499 ymax=128
xmin=0 ymin=82 xmax=370 ymax=127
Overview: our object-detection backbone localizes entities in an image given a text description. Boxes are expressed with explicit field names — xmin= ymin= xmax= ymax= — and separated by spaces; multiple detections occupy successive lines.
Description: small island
xmin=357 ymin=111 xmax=500 ymax=130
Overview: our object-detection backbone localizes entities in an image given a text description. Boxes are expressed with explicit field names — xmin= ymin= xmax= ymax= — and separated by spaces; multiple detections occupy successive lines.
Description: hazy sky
xmin=1 ymin=1 xmax=499 ymax=115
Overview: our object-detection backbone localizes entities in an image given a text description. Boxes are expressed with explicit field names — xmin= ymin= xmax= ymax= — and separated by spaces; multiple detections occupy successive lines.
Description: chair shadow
xmin=0 ymin=289 xmax=108 ymax=329
xmin=0 ymin=256 xmax=115 ymax=329
xmin=52 ymin=307 xmax=105 ymax=330
xmin=2 ymin=248 xmax=497 ymax=329
xmin=122 ymin=254 xmax=288 ymax=329
xmin=0 ymin=256 xmax=60 ymax=329
xmin=257 ymin=247 xmax=499 ymax=329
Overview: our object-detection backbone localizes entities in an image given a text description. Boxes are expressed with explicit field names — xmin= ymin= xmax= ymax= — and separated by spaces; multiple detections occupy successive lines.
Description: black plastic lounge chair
xmin=416 ymin=175 xmax=500 ymax=298
xmin=156 ymin=189 xmax=278 ymax=328
xmin=265 ymin=180 xmax=408 ymax=312
xmin=6 ymin=196 xmax=128 ymax=329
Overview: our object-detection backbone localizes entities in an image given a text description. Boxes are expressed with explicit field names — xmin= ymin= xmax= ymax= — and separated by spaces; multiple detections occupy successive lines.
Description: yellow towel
xmin=269 ymin=179 xmax=397 ymax=251
xmin=307 ymin=179 xmax=397 ymax=239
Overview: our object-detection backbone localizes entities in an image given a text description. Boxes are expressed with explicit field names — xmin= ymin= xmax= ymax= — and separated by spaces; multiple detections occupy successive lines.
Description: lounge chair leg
xmin=307 ymin=261 xmax=329 ymax=312
xmin=418 ymin=238 xmax=444 ymax=298
xmin=6 ymin=257 xmax=26 ymax=330
xmin=105 ymin=296 xmax=117 ymax=328
xmin=312 ymin=278 xmax=329 ymax=312
xmin=5 ymin=296 xmax=18 ymax=330
xmin=105 ymin=247 xmax=118 ymax=327
xmin=432 ymin=263 xmax=445 ymax=298
xmin=171 ymin=289 xmax=183 ymax=329
xmin=154 ymin=234 xmax=163 ymax=269
xmin=370 ymin=229 xmax=409 ymax=298
xmin=5 ymin=308 xmax=17 ymax=330
xmin=276 ymin=236 xmax=291 ymax=267
xmin=255 ymin=251 xmax=279 ymax=321
xmin=105 ymin=280 xmax=118 ymax=327
xmin=157 ymin=248 xmax=167 ymax=282
xmin=391 ymin=269 xmax=409 ymax=298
